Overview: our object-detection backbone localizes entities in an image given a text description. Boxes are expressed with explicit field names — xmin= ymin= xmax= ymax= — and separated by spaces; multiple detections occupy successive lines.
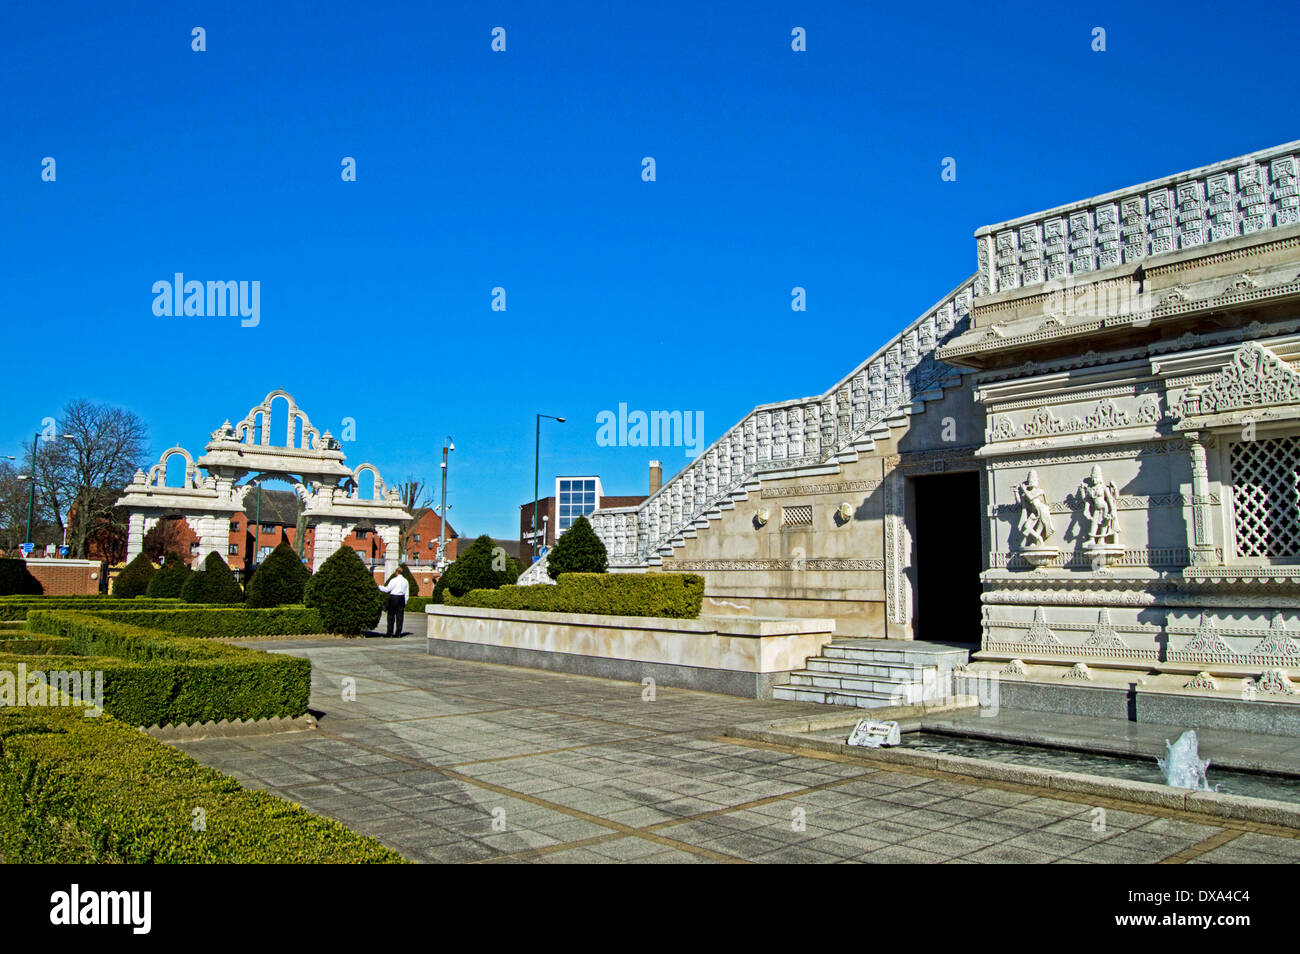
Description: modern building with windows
xmin=520 ymin=473 xmax=651 ymax=557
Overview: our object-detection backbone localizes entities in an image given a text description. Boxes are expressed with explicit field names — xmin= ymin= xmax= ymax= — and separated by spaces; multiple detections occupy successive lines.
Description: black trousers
xmin=386 ymin=595 xmax=405 ymax=636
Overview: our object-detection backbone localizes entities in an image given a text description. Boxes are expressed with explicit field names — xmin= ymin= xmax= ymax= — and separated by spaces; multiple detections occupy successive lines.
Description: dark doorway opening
xmin=911 ymin=470 xmax=982 ymax=645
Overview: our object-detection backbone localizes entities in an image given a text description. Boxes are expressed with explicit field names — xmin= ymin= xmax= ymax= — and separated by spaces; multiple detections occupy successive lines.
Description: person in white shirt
xmin=378 ymin=571 xmax=411 ymax=637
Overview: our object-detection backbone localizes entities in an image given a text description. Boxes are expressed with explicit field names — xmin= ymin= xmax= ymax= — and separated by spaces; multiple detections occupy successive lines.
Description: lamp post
xmin=533 ymin=414 xmax=565 ymax=561
xmin=438 ymin=436 xmax=453 ymax=568
xmin=18 ymin=431 xmax=73 ymax=551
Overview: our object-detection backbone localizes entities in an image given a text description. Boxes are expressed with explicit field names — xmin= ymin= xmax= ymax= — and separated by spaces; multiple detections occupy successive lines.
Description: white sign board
xmin=847 ymin=719 xmax=900 ymax=748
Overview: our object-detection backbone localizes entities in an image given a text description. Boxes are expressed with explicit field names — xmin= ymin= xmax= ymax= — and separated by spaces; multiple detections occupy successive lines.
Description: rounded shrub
xmin=546 ymin=516 xmax=608 ymax=579
xmin=246 ymin=542 xmax=312 ymax=608
xmin=180 ymin=552 xmax=245 ymax=604
xmin=146 ymin=552 xmax=190 ymax=598
xmin=113 ymin=553 xmax=156 ymax=598
xmin=442 ymin=535 xmax=520 ymax=597
xmin=303 ymin=547 xmax=383 ymax=635
xmin=0 ymin=558 xmax=43 ymax=596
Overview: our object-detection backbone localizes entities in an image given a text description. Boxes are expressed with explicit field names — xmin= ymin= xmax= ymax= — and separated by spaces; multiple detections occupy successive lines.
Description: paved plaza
xmin=178 ymin=629 xmax=1300 ymax=864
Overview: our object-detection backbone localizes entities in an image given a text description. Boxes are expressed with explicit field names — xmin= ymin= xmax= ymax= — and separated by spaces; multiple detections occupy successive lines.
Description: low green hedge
xmin=0 ymin=702 xmax=405 ymax=863
xmin=22 ymin=611 xmax=311 ymax=726
xmin=447 ymin=572 xmax=705 ymax=619
xmin=0 ymin=597 xmax=185 ymax=621
xmin=74 ymin=606 xmax=327 ymax=639
xmin=0 ymin=636 xmax=74 ymax=655
xmin=406 ymin=596 xmax=434 ymax=613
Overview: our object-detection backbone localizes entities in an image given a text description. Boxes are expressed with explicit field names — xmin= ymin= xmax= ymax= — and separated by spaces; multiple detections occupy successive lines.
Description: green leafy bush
xmin=23 ymin=610 xmax=311 ymax=726
xmin=303 ymin=547 xmax=383 ymax=635
xmin=0 ymin=702 xmax=405 ymax=863
xmin=447 ymin=572 xmax=704 ymax=619
xmin=180 ymin=552 xmax=244 ymax=604
xmin=246 ymin=542 xmax=312 ymax=608
xmin=546 ymin=516 xmax=608 ymax=579
xmin=0 ymin=559 xmax=42 ymax=596
xmin=112 ymin=553 xmax=156 ymax=597
xmin=145 ymin=552 xmax=190 ymax=598
xmin=442 ymin=535 xmax=520 ymax=597
xmin=75 ymin=606 xmax=326 ymax=638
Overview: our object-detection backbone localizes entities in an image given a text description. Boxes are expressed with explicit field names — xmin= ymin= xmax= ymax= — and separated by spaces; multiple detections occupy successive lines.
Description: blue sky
xmin=2 ymin=0 xmax=1296 ymax=539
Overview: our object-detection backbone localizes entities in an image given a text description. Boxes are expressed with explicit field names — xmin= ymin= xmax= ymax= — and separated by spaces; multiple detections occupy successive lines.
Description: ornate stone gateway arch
xmin=117 ymin=389 xmax=410 ymax=574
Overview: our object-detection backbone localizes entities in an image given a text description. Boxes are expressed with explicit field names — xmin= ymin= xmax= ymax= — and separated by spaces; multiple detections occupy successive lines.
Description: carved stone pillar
xmin=883 ymin=460 xmax=909 ymax=628
xmin=1187 ymin=431 xmax=1218 ymax=565
xmin=125 ymin=511 xmax=147 ymax=561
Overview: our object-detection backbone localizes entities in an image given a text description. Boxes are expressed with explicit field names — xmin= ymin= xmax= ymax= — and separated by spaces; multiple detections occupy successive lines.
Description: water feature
xmin=1157 ymin=730 xmax=1214 ymax=791
xmin=899 ymin=732 xmax=1300 ymax=805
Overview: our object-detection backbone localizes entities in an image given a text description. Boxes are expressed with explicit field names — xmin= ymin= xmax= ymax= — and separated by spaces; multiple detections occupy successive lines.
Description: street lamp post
xmin=18 ymin=430 xmax=72 ymax=551
xmin=438 ymin=437 xmax=453 ymax=568
xmin=533 ymin=414 xmax=565 ymax=562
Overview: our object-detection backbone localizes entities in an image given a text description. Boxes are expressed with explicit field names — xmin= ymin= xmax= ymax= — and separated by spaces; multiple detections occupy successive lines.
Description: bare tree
xmin=0 ymin=461 xmax=32 ymax=552
xmin=397 ymin=477 xmax=433 ymax=562
xmin=36 ymin=401 xmax=149 ymax=559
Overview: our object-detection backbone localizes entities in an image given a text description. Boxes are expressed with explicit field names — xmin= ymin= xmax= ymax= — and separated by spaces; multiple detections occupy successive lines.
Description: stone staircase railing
xmin=590 ymin=276 xmax=977 ymax=566
xmin=974 ymin=140 xmax=1300 ymax=298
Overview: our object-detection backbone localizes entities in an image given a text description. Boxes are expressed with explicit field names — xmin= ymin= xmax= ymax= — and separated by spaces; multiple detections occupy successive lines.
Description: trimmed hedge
xmin=546 ymin=515 xmax=608 ymax=578
xmin=181 ymin=552 xmax=244 ymax=604
xmin=441 ymin=535 xmax=520 ymax=597
xmin=304 ymin=547 xmax=383 ymax=635
xmin=113 ymin=553 xmax=156 ymax=597
xmin=145 ymin=552 xmax=190 ymax=598
xmin=246 ymin=542 xmax=312 ymax=608
xmin=23 ymin=611 xmax=311 ymax=726
xmin=447 ymin=572 xmax=705 ymax=619
xmin=76 ymin=606 xmax=327 ymax=639
xmin=0 ymin=597 xmax=185 ymax=621
xmin=0 ymin=702 xmax=405 ymax=863
xmin=406 ymin=596 xmax=433 ymax=613
xmin=0 ymin=559 xmax=42 ymax=596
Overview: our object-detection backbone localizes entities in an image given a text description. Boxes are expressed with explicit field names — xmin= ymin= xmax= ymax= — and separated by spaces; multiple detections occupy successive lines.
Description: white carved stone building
xmin=117 ymin=389 xmax=410 ymax=576
xmin=590 ymin=139 xmax=1300 ymax=715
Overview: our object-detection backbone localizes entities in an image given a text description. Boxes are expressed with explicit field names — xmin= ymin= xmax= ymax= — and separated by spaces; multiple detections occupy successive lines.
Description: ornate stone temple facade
xmin=591 ymin=139 xmax=1300 ymax=707
xmin=117 ymin=389 xmax=410 ymax=575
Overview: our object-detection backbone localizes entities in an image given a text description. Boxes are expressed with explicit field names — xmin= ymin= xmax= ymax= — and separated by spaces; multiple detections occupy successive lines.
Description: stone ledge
xmin=142 ymin=713 xmax=316 ymax=742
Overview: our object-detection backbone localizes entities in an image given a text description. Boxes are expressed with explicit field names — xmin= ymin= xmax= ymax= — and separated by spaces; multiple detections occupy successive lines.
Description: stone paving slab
xmin=174 ymin=635 xmax=1300 ymax=864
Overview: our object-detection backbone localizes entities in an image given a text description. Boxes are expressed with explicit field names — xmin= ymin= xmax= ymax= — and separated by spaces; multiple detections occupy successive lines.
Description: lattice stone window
xmin=1231 ymin=435 xmax=1300 ymax=559
xmin=781 ymin=505 xmax=813 ymax=528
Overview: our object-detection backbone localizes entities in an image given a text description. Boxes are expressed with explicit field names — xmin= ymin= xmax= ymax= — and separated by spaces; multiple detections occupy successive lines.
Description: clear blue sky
xmin=2 ymin=0 xmax=1296 ymax=538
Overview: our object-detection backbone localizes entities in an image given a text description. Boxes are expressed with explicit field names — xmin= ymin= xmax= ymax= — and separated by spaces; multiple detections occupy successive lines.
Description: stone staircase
xmin=772 ymin=639 xmax=971 ymax=708
xmin=588 ymin=276 xmax=978 ymax=568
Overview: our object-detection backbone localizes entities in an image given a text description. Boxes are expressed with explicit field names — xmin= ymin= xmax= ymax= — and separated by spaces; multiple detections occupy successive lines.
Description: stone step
xmin=772 ymin=685 xmax=914 ymax=709
xmin=822 ymin=644 xmax=969 ymax=666
xmin=786 ymin=670 xmax=937 ymax=698
xmin=804 ymin=657 xmax=930 ymax=679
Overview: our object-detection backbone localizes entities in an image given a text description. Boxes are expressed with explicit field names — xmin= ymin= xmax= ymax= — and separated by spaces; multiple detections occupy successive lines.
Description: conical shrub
xmin=180 ymin=551 xmax=244 ymax=604
xmin=546 ymin=516 xmax=608 ymax=579
xmin=113 ymin=553 xmax=156 ymax=597
xmin=247 ymin=541 xmax=312 ymax=607
xmin=146 ymin=552 xmax=191 ymax=598
xmin=303 ymin=547 xmax=383 ymax=634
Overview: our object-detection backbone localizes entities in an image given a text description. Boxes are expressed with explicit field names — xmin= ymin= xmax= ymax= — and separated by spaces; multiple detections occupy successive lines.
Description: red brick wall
xmin=26 ymin=560 xmax=101 ymax=595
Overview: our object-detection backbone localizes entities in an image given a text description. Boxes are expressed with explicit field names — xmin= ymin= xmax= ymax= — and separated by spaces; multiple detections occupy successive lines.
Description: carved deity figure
xmin=1016 ymin=470 xmax=1055 ymax=547
xmin=1078 ymin=465 xmax=1120 ymax=545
